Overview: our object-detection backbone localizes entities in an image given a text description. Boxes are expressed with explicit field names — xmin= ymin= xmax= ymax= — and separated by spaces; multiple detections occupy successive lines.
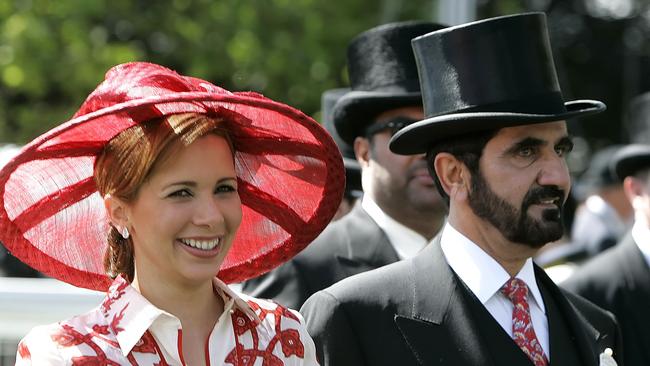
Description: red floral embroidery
xmin=17 ymin=342 xmax=31 ymax=359
xmin=101 ymin=277 xmax=129 ymax=314
xmin=70 ymin=355 xmax=121 ymax=366
xmin=226 ymin=301 xmax=306 ymax=365
xmin=110 ymin=303 xmax=129 ymax=335
xmin=132 ymin=331 xmax=157 ymax=354
xmin=52 ymin=325 xmax=87 ymax=347
xmin=279 ymin=329 xmax=304 ymax=358
xmin=92 ymin=324 xmax=110 ymax=335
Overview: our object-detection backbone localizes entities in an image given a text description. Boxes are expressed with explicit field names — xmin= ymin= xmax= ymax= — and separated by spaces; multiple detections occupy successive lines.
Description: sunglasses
xmin=364 ymin=116 xmax=419 ymax=137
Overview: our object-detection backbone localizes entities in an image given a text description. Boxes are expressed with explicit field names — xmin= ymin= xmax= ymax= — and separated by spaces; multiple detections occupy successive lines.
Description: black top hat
xmin=390 ymin=13 xmax=605 ymax=155
xmin=322 ymin=88 xmax=362 ymax=196
xmin=333 ymin=21 xmax=447 ymax=146
xmin=624 ymin=91 xmax=650 ymax=144
xmin=573 ymin=145 xmax=623 ymax=200
xmin=613 ymin=144 xmax=650 ymax=180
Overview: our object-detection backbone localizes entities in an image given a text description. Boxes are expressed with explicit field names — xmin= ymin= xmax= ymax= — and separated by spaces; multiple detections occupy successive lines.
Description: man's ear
xmin=104 ymin=194 xmax=130 ymax=229
xmin=354 ymin=136 xmax=371 ymax=168
xmin=623 ymin=176 xmax=646 ymax=210
xmin=434 ymin=153 xmax=470 ymax=202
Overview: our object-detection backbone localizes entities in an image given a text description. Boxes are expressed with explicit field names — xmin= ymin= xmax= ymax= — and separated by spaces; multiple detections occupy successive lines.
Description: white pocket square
xmin=599 ymin=348 xmax=617 ymax=366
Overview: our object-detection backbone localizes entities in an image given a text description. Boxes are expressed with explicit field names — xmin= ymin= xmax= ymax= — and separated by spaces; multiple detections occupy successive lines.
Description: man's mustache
xmin=522 ymin=186 xmax=565 ymax=209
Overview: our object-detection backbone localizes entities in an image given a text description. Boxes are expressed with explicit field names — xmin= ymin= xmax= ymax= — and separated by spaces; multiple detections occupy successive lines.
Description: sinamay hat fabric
xmin=0 ymin=62 xmax=344 ymax=291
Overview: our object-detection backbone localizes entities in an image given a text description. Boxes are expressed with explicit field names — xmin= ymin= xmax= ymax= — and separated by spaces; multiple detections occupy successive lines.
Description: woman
xmin=1 ymin=62 xmax=344 ymax=364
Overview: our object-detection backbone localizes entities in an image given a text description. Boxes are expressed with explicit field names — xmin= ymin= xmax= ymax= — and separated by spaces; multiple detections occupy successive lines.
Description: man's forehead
xmin=492 ymin=121 xmax=569 ymax=142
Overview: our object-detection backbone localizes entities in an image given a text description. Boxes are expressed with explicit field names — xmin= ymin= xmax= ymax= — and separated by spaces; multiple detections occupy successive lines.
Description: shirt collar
xmin=101 ymin=275 xmax=258 ymax=356
xmin=440 ymin=223 xmax=546 ymax=313
xmin=361 ymin=196 xmax=428 ymax=259
xmin=631 ymin=218 xmax=650 ymax=268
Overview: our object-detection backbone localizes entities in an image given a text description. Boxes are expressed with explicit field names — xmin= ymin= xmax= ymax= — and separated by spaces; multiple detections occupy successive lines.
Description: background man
xmin=242 ymin=21 xmax=447 ymax=310
xmin=302 ymin=13 xmax=622 ymax=366
xmin=563 ymin=143 xmax=650 ymax=365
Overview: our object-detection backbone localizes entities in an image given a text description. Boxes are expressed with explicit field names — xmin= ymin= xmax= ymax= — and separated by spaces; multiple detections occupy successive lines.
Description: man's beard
xmin=467 ymin=170 xmax=566 ymax=248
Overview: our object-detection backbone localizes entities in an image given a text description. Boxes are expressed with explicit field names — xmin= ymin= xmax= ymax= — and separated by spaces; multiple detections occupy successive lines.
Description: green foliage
xmin=0 ymin=0 xmax=436 ymax=143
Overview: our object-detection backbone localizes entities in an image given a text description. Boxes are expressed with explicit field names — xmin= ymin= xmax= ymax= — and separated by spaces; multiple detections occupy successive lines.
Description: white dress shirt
xmin=440 ymin=223 xmax=550 ymax=358
xmin=362 ymin=197 xmax=428 ymax=259
xmin=631 ymin=218 xmax=650 ymax=268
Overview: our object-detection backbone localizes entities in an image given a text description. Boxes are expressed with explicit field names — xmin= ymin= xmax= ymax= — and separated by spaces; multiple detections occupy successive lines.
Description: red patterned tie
xmin=500 ymin=278 xmax=548 ymax=366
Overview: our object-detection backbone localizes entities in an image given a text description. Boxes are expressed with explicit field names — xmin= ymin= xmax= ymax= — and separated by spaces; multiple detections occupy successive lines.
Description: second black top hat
xmin=332 ymin=21 xmax=446 ymax=145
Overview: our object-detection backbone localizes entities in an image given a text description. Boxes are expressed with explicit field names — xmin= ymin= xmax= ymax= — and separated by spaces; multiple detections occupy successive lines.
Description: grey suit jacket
xmin=302 ymin=237 xmax=623 ymax=366
xmin=563 ymin=233 xmax=649 ymax=365
xmin=242 ymin=204 xmax=399 ymax=310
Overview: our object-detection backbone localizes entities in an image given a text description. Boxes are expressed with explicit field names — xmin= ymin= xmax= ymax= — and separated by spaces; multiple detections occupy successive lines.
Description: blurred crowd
xmin=4 ymin=8 xmax=650 ymax=366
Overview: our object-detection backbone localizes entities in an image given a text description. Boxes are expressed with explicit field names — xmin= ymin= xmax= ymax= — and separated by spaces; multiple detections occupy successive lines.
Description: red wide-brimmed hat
xmin=0 ymin=62 xmax=344 ymax=291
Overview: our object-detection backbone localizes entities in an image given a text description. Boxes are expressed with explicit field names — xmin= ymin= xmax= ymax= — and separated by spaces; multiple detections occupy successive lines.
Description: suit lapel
xmin=619 ymin=236 xmax=650 ymax=361
xmin=335 ymin=205 xmax=399 ymax=276
xmin=535 ymin=266 xmax=599 ymax=366
xmin=394 ymin=239 xmax=495 ymax=366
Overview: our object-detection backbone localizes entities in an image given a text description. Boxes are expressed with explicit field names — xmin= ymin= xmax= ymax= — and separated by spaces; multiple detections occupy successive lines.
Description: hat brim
xmin=333 ymin=90 xmax=422 ymax=145
xmin=390 ymin=100 xmax=605 ymax=155
xmin=613 ymin=144 xmax=650 ymax=179
xmin=0 ymin=91 xmax=345 ymax=291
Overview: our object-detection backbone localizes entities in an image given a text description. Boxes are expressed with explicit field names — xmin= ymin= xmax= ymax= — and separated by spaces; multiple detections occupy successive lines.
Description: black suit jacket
xmin=563 ymin=233 xmax=649 ymax=365
xmin=301 ymin=237 xmax=623 ymax=366
xmin=242 ymin=204 xmax=399 ymax=310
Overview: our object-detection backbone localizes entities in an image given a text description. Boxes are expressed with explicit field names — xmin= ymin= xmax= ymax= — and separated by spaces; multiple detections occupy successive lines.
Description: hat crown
xmin=412 ymin=13 xmax=565 ymax=118
xmin=321 ymin=88 xmax=354 ymax=159
xmin=625 ymin=92 xmax=650 ymax=144
xmin=347 ymin=21 xmax=444 ymax=94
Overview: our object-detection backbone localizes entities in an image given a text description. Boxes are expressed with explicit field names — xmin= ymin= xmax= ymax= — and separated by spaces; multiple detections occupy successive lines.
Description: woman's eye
xmin=215 ymin=185 xmax=237 ymax=194
xmin=169 ymin=189 xmax=192 ymax=198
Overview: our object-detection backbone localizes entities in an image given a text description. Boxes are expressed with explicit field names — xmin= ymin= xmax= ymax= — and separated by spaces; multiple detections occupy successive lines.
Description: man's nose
xmin=536 ymin=153 xmax=570 ymax=189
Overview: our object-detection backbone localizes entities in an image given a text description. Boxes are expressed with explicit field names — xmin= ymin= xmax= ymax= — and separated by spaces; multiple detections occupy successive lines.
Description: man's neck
xmin=448 ymin=209 xmax=537 ymax=277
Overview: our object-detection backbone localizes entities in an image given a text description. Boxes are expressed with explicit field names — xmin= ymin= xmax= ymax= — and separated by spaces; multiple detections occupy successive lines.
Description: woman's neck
xmin=131 ymin=270 xmax=224 ymax=333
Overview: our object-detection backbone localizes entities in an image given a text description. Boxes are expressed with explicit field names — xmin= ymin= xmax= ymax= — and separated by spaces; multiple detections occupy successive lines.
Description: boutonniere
xmin=599 ymin=348 xmax=617 ymax=366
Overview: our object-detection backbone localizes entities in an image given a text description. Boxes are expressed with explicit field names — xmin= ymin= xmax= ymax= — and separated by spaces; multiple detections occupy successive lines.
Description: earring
xmin=119 ymin=226 xmax=130 ymax=239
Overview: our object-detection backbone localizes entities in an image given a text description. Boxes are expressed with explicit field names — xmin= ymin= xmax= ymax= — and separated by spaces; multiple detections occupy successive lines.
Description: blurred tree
xmin=0 ymin=0 xmax=438 ymax=143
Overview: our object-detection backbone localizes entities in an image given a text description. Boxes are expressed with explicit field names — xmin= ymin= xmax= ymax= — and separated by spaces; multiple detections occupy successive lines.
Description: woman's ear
xmin=104 ymin=194 xmax=130 ymax=230
xmin=434 ymin=153 xmax=470 ymax=203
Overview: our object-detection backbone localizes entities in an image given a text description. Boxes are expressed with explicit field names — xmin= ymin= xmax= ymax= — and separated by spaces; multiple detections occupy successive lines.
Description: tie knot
xmin=500 ymin=277 xmax=529 ymax=303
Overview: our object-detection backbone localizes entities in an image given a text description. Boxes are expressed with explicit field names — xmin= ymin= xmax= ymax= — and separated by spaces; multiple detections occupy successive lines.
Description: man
xmin=563 ymin=144 xmax=650 ymax=365
xmin=242 ymin=21 xmax=447 ymax=310
xmin=301 ymin=13 xmax=622 ymax=366
xmin=571 ymin=145 xmax=632 ymax=257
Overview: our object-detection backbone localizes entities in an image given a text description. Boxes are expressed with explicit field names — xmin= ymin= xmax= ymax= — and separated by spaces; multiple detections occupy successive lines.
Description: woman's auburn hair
xmin=94 ymin=113 xmax=234 ymax=281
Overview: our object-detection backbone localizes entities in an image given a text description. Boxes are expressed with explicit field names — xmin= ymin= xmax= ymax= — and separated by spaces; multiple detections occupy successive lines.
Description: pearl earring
xmin=119 ymin=226 xmax=130 ymax=239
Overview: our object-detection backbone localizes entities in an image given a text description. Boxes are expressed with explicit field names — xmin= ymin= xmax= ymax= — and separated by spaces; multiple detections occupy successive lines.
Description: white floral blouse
xmin=15 ymin=275 xmax=318 ymax=365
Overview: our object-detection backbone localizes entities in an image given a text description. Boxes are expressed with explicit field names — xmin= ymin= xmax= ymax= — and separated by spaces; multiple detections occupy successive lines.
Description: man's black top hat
xmin=333 ymin=21 xmax=447 ymax=146
xmin=390 ymin=13 xmax=606 ymax=155
xmin=613 ymin=144 xmax=650 ymax=180
xmin=322 ymin=88 xmax=362 ymax=197
xmin=625 ymin=91 xmax=650 ymax=144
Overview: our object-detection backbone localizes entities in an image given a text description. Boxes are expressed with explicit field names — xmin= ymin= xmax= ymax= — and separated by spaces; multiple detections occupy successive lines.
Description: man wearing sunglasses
xmin=242 ymin=21 xmax=447 ymax=310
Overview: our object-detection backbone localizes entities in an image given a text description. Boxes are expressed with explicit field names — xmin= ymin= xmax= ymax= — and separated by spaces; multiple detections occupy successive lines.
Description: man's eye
xmin=518 ymin=147 xmax=534 ymax=157
xmin=555 ymin=144 xmax=572 ymax=157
